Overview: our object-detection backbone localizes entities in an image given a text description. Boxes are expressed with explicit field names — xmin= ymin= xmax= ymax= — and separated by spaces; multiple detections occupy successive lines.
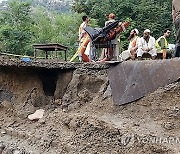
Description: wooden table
xmin=33 ymin=43 xmax=68 ymax=61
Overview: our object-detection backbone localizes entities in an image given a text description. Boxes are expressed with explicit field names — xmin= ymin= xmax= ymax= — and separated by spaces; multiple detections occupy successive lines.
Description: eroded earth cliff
xmin=0 ymin=60 xmax=179 ymax=154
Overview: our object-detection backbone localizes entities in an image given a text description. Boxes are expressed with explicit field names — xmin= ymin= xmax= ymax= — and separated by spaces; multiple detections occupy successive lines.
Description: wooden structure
xmin=93 ymin=41 xmax=113 ymax=60
xmin=33 ymin=43 xmax=68 ymax=61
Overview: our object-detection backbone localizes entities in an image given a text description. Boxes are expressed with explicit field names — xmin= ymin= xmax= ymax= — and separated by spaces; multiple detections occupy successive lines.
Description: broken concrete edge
xmin=0 ymin=59 xmax=111 ymax=70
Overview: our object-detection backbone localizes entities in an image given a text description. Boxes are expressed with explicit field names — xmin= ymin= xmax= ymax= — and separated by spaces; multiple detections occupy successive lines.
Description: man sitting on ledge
xmin=120 ymin=28 xmax=139 ymax=61
xmin=137 ymin=29 xmax=157 ymax=60
xmin=155 ymin=28 xmax=171 ymax=59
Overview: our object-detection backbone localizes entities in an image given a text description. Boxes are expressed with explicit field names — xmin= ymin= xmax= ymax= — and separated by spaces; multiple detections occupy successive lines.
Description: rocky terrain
xmin=0 ymin=59 xmax=179 ymax=154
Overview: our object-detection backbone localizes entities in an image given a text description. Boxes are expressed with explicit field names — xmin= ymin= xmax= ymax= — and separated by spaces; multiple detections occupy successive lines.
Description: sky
xmin=0 ymin=0 xmax=6 ymax=3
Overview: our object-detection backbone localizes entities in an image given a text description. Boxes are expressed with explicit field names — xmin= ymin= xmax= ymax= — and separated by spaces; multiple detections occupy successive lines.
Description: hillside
xmin=30 ymin=0 xmax=73 ymax=12
xmin=0 ymin=0 xmax=73 ymax=12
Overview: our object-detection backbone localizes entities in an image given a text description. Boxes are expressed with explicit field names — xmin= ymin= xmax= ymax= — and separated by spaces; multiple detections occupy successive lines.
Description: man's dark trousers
xmin=175 ymin=18 xmax=180 ymax=57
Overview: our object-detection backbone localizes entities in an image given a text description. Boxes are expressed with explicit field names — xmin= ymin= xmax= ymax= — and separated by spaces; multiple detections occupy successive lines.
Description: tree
xmin=32 ymin=8 xmax=97 ymax=60
xmin=0 ymin=0 xmax=34 ymax=55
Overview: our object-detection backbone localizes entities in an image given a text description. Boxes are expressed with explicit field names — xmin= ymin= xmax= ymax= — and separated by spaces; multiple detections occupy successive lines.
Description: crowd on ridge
xmin=76 ymin=0 xmax=180 ymax=62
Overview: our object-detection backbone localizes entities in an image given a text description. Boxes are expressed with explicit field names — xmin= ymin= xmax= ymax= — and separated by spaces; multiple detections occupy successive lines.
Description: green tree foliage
xmin=0 ymin=0 xmax=73 ymax=13
xmin=0 ymin=0 xmax=33 ymax=55
xmin=0 ymin=0 xmax=97 ymax=60
xmin=32 ymin=8 xmax=84 ymax=59
xmin=0 ymin=0 xmax=174 ymax=59
xmin=72 ymin=0 xmax=174 ymax=50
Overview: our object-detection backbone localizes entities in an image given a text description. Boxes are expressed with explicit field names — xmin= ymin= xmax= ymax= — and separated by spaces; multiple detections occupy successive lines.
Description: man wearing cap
xmin=137 ymin=29 xmax=157 ymax=60
xmin=120 ymin=28 xmax=139 ymax=61
xmin=172 ymin=0 xmax=180 ymax=57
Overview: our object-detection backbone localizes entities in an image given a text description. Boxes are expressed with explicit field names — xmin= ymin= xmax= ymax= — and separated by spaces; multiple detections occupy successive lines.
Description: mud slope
xmin=0 ymin=60 xmax=179 ymax=154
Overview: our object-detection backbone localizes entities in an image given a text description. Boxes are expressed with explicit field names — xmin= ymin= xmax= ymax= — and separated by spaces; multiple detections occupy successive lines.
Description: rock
xmin=13 ymin=149 xmax=21 ymax=154
xmin=163 ymin=122 xmax=175 ymax=130
xmin=54 ymin=99 xmax=62 ymax=106
xmin=62 ymin=108 xmax=68 ymax=113
xmin=103 ymin=84 xmax=112 ymax=100
xmin=0 ymin=142 xmax=5 ymax=153
xmin=62 ymin=117 xmax=72 ymax=128
xmin=68 ymin=102 xmax=80 ymax=111
xmin=0 ymin=100 xmax=13 ymax=109
xmin=38 ymin=117 xmax=46 ymax=124
xmin=1 ymin=130 xmax=6 ymax=135
xmin=28 ymin=109 xmax=45 ymax=121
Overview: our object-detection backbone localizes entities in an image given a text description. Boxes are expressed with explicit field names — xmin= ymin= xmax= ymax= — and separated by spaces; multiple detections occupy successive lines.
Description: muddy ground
xmin=0 ymin=60 xmax=179 ymax=154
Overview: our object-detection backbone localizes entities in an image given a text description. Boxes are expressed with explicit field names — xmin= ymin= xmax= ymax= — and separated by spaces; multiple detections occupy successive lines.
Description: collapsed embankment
xmin=0 ymin=60 xmax=179 ymax=154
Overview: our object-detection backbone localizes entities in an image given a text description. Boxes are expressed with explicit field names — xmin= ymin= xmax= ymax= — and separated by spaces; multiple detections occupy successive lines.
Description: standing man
xmin=137 ymin=29 xmax=157 ymax=60
xmin=172 ymin=0 xmax=180 ymax=57
xmin=155 ymin=28 xmax=171 ymax=59
xmin=78 ymin=15 xmax=89 ymax=61
xmin=79 ymin=15 xmax=89 ymax=43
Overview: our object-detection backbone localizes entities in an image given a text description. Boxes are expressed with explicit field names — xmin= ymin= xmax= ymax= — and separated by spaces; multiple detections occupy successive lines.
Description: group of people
xmin=78 ymin=13 xmax=125 ymax=62
xmin=78 ymin=13 xmax=120 ymax=62
xmin=77 ymin=0 xmax=180 ymax=62
xmin=120 ymin=28 xmax=171 ymax=61
xmin=121 ymin=0 xmax=180 ymax=61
